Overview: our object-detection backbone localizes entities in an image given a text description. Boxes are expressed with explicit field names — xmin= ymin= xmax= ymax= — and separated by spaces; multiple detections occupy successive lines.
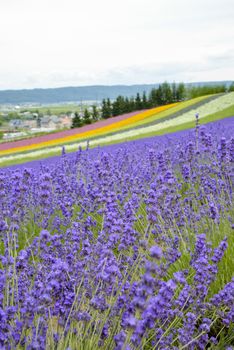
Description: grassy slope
xmin=2 ymin=104 xmax=233 ymax=168
xmin=20 ymin=104 xmax=83 ymax=114
xmin=52 ymin=95 xmax=214 ymax=142
xmin=134 ymin=103 xmax=234 ymax=138
xmin=1 ymin=95 xmax=233 ymax=167
xmin=119 ymin=94 xmax=215 ymax=130
xmin=1 ymin=96 xmax=214 ymax=153
xmin=48 ymin=94 xmax=221 ymax=145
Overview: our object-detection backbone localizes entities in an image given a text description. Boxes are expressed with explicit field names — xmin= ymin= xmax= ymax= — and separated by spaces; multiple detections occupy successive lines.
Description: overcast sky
xmin=0 ymin=0 xmax=234 ymax=90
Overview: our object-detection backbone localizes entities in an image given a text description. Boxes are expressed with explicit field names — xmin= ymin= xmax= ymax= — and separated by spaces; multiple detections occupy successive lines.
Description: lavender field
xmin=0 ymin=117 xmax=234 ymax=349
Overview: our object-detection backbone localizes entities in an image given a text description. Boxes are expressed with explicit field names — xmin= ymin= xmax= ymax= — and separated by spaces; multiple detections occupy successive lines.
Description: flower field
xmin=1 ymin=93 xmax=233 ymax=167
xmin=0 ymin=104 xmax=178 ymax=157
xmin=0 ymin=116 xmax=234 ymax=349
xmin=89 ymin=92 xmax=234 ymax=145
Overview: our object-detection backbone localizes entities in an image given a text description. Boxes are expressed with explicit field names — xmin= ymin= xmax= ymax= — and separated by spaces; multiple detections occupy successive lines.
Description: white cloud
xmin=0 ymin=0 xmax=233 ymax=89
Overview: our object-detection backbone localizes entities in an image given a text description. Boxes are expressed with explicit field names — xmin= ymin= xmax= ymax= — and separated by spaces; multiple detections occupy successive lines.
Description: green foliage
xmin=106 ymin=98 xmax=112 ymax=118
xmin=71 ymin=112 xmax=83 ymax=128
xmin=142 ymin=91 xmax=148 ymax=109
xmin=112 ymin=96 xmax=129 ymax=116
xmin=4 ymin=112 xmax=21 ymax=121
xmin=148 ymin=82 xmax=186 ymax=107
xmin=187 ymin=84 xmax=226 ymax=98
xmin=83 ymin=108 xmax=92 ymax=125
xmin=176 ymin=82 xmax=186 ymax=101
xmin=21 ymin=105 xmax=81 ymax=115
xmin=135 ymin=92 xmax=142 ymax=110
xmin=91 ymin=105 xmax=99 ymax=121
xmin=101 ymin=82 xmax=223 ymax=118
xmin=101 ymin=99 xmax=112 ymax=119
xmin=228 ymin=82 xmax=234 ymax=92
xmin=161 ymin=81 xmax=173 ymax=104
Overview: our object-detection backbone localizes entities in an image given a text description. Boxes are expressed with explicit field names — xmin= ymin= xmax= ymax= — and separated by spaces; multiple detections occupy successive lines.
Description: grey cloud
xmin=205 ymin=50 xmax=234 ymax=66
xmin=1 ymin=51 xmax=233 ymax=90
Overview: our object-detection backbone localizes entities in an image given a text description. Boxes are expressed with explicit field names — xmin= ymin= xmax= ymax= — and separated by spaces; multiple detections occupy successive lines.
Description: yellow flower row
xmin=0 ymin=103 xmax=178 ymax=156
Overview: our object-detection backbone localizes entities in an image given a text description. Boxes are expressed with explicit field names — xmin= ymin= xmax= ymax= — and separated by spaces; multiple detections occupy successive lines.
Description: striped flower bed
xmin=1 ymin=93 xmax=233 ymax=166
xmin=0 ymin=103 xmax=178 ymax=156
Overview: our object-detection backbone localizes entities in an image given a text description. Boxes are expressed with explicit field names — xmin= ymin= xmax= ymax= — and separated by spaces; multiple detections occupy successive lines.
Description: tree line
xmin=71 ymin=81 xmax=234 ymax=128
xmin=71 ymin=82 xmax=185 ymax=127
xmin=71 ymin=105 xmax=99 ymax=128
xmin=101 ymin=82 xmax=186 ymax=119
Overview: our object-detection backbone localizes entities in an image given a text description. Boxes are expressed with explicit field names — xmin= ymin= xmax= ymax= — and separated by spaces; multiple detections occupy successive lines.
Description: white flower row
xmin=0 ymin=142 xmax=87 ymax=164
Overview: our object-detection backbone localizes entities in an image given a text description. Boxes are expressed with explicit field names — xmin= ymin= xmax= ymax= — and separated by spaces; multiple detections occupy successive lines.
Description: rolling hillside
xmin=0 ymin=81 xmax=232 ymax=104
xmin=0 ymin=92 xmax=234 ymax=167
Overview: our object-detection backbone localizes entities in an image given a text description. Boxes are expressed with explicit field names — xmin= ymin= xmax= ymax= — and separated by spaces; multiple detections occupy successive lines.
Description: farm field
xmin=20 ymin=104 xmax=83 ymax=115
xmin=0 ymin=104 xmax=178 ymax=156
xmin=1 ymin=93 xmax=234 ymax=167
xmin=0 ymin=116 xmax=233 ymax=348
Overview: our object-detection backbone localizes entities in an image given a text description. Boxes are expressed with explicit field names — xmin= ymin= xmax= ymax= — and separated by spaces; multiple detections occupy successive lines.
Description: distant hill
xmin=0 ymin=81 xmax=232 ymax=105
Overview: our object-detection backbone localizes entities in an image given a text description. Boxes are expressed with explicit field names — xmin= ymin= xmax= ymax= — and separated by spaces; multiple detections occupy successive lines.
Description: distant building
xmin=22 ymin=120 xmax=37 ymax=129
xmin=40 ymin=115 xmax=60 ymax=130
xmin=60 ymin=115 xmax=72 ymax=128
xmin=40 ymin=116 xmax=51 ymax=128
xmin=6 ymin=113 xmax=72 ymax=134
xmin=9 ymin=119 xmax=23 ymax=130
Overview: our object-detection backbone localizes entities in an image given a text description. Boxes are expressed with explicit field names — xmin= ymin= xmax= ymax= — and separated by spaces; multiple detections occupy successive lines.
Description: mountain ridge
xmin=0 ymin=81 xmax=232 ymax=104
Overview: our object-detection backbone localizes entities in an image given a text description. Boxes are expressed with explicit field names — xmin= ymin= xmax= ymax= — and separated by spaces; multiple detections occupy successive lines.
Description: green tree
xmin=83 ymin=108 xmax=92 ymax=125
xmin=148 ymin=88 xmax=156 ymax=107
xmin=129 ymin=97 xmax=136 ymax=111
xmin=142 ymin=91 xmax=148 ymax=109
xmin=176 ymin=83 xmax=186 ymax=101
xmin=101 ymin=99 xmax=109 ymax=119
xmin=106 ymin=98 xmax=112 ymax=118
xmin=124 ymin=97 xmax=131 ymax=113
xmin=228 ymin=82 xmax=234 ymax=92
xmin=91 ymin=105 xmax=99 ymax=121
xmin=161 ymin=82 xmax=173 ymax=104
xmin=7 ymin=112 xmax=20 ymax=120
xmin=135 ymin=93 xmax=142 ymax=110
xmin=71 ymin=112 xmax=82 ymax=128
xmin=152 ymin=86 xmax=163 ymax=106
xmin=171 ymin=82 xmax=177 ymax=102
xmin=102 ymin=98 xmax=112 ymax=119
xmin=112 ymin=97 xmax=121 ymax=116
xmin=112 ymin=96 xmax=127 ymax=116
xmin=187 ymin=84 xmax=226 ymax=99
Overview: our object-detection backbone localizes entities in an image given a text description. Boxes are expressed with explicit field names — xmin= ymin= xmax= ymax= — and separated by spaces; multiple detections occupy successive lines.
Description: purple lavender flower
xmin=0 ymin=116 xmax=233 ymax=348
xmin=149 ymin=245 xmax=163 ymax=259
